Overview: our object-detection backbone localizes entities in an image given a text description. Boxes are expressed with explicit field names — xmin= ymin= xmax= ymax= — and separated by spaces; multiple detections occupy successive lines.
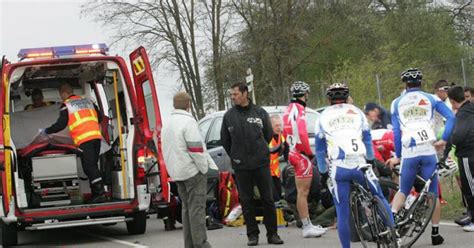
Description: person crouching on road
xmin=41 ymin=83 xmax=105 ymax=204
xmin=269 ymin=114 xmax=289 ymax=202
xmin=162 ymin=92 xmax=216 ymax=248
xmin=221 ymin=82 xmax=284 ymax=246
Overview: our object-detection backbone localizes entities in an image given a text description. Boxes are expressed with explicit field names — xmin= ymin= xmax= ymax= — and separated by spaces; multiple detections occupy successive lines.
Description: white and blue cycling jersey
xmin=315 ymin=103 xmax=393 ymax=248
xmin=391 ymin=87 xmax=455 ymax=196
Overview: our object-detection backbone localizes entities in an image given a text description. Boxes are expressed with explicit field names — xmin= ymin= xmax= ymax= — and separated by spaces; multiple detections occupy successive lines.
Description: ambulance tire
xmin=127 ymin=211 xmax=147 ymax=235
xmin=1 ymin=220 xmax=18 ymax=246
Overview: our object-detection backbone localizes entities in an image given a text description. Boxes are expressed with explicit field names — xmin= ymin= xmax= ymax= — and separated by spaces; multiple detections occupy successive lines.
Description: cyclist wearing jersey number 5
xmin=386 ymin=68 xmax=455 ymax=246
xmin=315 ymin=83 xmax=394 ymax=248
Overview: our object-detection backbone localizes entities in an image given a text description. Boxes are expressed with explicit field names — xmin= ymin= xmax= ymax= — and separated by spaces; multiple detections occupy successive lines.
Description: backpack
xmin=218 ymin=171 xmax=239 ymax=220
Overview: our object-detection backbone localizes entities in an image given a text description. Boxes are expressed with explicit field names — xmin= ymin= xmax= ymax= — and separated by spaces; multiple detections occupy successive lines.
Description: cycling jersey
xmin=315 ymin=103 xmax=393 ymax=248
xmin=391 ymin=88 xmax=455 ymax=197
xmin=283 ymin=99 xmax=313 ymax=178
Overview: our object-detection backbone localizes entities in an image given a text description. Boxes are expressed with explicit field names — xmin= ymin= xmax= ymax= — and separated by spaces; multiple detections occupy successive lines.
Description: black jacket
xmin=447 ymin=101 xmax=474 ymax=158
xmin=221 ymin=102 xmax=273 ymax=170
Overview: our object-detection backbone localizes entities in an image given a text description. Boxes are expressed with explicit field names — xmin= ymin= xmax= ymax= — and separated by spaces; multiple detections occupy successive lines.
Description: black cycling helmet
xmin=401 ymin=68 xmax=423 ymax=84
xmin=290 ymin=81 xmax=310 ymax=98
xmin=326 ymin=83 xmax=349 ymax=102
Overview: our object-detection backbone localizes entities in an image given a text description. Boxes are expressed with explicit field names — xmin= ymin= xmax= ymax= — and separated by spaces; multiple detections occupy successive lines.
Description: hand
xmin=434 ymin=140 xmax=447 ymax=151
xmin=385 ymin=157 xmax=400 ymax=169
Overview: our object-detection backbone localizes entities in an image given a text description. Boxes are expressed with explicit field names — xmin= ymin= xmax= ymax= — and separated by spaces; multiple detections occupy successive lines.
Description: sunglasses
xmin=438 ymin=86 xmax=451 ymax=91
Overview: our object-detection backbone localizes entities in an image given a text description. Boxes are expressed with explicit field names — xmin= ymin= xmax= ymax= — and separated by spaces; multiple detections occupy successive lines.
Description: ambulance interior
xmin=7 ymin=61 xmax=135 ymax=210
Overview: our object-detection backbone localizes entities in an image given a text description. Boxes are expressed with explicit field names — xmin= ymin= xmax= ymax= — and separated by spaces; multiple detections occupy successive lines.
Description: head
xmin=364 ymin=102 xmax=381 ymax=123
xmin=447 ymin=86 xmax=466 ymax=111
xmin=31 ymin=88 xmax=45 ymax=107
xmin=326 ymin=83 xmax=349 ymax=105
xmin=433 ymin=79 xmax=450 ymax=100
xmin=290 ymin=81 xmax=310 ymax=102
xmin=58 ymin=83 xmax=74 ymax=100
xmin=173 ymin=91 xmax=192 ymax=111
xmin=401 ymin=68 xmax=423 ymax=89
xmin=464 ymin=86 xmax=474 ymax=102
xmin=270 ymin=115 xmax=282 ymax=134
xmin=230 ymin=82 xmax=249 ymax=107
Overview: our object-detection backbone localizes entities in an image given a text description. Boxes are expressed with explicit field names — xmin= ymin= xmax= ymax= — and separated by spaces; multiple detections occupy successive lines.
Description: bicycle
xmin=349 ymin=164 xmax=398 ymax=248
xmin=386 ymin=162 xmax=449 ymax=248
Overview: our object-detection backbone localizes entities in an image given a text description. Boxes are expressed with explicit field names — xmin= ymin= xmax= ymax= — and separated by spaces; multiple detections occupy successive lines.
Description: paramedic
xmin=24 ymin=88 xmax=56 ymax=110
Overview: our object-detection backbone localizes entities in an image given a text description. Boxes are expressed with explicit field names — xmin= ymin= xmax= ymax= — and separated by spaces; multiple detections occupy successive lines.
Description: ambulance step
xmin=25 ymin=216 xmax=131 ymax=230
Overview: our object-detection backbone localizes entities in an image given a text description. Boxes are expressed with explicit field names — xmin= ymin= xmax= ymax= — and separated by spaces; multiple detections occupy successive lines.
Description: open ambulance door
xmin=0 ymin=56 xmax=7 ymax=218
xmin=129 ymin=47 xmax=169 ymax=206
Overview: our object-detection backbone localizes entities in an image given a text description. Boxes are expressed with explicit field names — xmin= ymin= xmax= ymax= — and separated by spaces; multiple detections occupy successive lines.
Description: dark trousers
xmin=272 ymin=176 xmax=282 ymax=202
xmin=176 ymin=173 xmax=212 ymax=248
xmin=458 ymin=156 xmax=474 ymax=218
xmin=79 ymin=139 xmax=102 ymax=183
xmin=235 ymin=166 xmax=277 ymax=238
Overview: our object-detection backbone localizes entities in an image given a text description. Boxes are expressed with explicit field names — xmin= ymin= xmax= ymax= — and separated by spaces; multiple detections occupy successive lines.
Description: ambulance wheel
xmin=127 ymin=211 xmax=147 ymax=235
xmin=1 ymin=220 xmax=18 ymax=246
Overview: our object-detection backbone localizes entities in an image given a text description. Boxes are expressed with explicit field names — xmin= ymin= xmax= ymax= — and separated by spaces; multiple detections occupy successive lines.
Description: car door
xmin=129 ymin=47 xmax=169 ymax=203
xmin=205 ymin=116 xmax=233 ymax=176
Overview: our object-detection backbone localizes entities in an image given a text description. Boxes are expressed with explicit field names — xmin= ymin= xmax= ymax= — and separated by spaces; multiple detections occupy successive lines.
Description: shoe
xmin=207 ymin=217 xmax=223 ymax=230
xmin=247 ymin=235 xmax=258 ymax=246
xmin=164 ymin=217 xmax=176 ymax=231
xmin=455 ymin=213 xmax=471 ymax=226
xmin=302 ymin=224 xmax=325 ymax=238
xmin=463 ymin=223 xmax=474 ymax=232
xmin=267 ymin=234 xmax=284 ymax=245
xmin=431 ymin=234 xmax=444 ymax=245
xmin=87 ymin=181 xmax=107 ymax=204
xmin=313 ymin=224 xmax=328 ymax=234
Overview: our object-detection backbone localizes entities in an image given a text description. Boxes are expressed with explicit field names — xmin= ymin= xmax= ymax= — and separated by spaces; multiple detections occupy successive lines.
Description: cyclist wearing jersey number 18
xmin=315 ymin=83 xmax=395 ymax=248
xmin=386 ymin=68 xmax=455 ymax=246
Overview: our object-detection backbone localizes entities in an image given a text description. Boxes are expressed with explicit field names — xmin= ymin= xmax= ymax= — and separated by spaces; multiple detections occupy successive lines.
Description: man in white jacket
xmin=162 ymin=92 xmax=216 ymax=248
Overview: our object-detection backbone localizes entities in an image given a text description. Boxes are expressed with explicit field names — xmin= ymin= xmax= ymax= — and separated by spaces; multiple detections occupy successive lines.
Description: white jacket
xmin=162 ymin=109 xmax=217 ymax=181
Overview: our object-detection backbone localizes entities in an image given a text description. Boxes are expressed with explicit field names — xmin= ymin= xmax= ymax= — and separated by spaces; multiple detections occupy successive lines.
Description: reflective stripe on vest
xmin=65 ymin=96 xmax=102 ymax=145
xmin=269 ymin=134 xmax=284 ymax=177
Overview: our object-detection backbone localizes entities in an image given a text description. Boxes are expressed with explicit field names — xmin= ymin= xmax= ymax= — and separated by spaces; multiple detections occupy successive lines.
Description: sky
xmin=0 ymin=0 xmax=175 ymax=118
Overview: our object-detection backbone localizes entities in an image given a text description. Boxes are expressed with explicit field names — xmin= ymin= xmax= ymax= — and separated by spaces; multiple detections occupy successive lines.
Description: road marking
xmin=439 ymin=222 xmax=459 ymax=227
xmin=76 ymin=230 xmax=149 ymax=248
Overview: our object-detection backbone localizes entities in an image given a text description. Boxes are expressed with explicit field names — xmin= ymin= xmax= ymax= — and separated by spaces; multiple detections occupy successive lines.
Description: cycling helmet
xmin=290 ymin=81 xmax=310 ymax=98
xmin=326 ymin=83 xmax=349 ymax=101
xmin=401 ymin=68 xmax=423 ymax=84
xmin=438 ymin=158 xmax=458 ymax=178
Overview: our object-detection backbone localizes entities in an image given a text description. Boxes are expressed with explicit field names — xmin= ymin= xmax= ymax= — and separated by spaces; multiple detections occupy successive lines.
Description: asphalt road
xmin=5 ymin=217 xmax=473 ymax=247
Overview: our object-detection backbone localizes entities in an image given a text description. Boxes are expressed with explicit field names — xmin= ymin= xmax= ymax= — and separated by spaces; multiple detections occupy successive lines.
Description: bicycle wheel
xmin=372 ymin=196 xmax=398 ymax=248
xmin=379 ymin=180 xmax=398 ymax=203
xmin=398 ymin=192 xmax=436 ymax=248
xmin=350 ymin=191 xmax=374 ymax=247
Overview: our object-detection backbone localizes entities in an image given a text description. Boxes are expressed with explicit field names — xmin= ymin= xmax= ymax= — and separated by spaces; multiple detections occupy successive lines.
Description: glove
xmin=366 ymin=159 xmax=375 ymax=166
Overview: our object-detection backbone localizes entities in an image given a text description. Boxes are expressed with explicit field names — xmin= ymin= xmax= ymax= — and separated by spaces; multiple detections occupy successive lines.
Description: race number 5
xmin=351 ymin=139 xmax=359 ymax=152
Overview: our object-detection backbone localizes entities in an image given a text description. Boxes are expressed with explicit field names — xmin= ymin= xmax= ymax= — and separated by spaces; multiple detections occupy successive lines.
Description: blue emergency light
xmin=18 ymin=43 xmax=109 ymax=60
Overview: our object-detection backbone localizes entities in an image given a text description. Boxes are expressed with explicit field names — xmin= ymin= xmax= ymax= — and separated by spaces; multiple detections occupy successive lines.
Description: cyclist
xmin=315 ymin=83 xmax=394 ymax=248
xmin=386 ymin=68 xmax=455 ymax=245
xmin=283 ymin=81 xmax=327 ymax=238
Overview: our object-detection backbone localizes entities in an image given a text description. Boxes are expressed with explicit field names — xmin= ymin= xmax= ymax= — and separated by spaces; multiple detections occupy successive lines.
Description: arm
xmin=45 ymin=107 xmax=68 ymax=134
xmin=220 ymin=114 xmax=231 ymax=156
xmin=184 ymin=119 xmax=209 ymax=174
xmin=391 ymin=101 xmax=402 ymax=158
xmin=314 ymin=120 xmax=328 ymax=173
xmin=262 ymin=110 xmax=273 ymax=143
xmin=434 ymin=100 xmax=455 ymax=141
xmin=361 ymin=112 xmax=375 ymax=160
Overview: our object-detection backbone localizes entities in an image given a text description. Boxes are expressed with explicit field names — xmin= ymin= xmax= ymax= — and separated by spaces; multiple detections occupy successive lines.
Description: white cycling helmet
xmin=290 ymin=81 xmax=310 ymax=98
xmin=438 ymin=158 xmax=458 ymax=178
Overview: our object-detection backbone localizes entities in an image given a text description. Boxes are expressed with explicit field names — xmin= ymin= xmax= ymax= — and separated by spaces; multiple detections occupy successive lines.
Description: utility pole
xmin=246 ymin=68 xmax=256 ymax=104
xmin=375 ymin=74 xmax=382 ymax=106
xmin=461 ymin=58 xmax=467 ymax=86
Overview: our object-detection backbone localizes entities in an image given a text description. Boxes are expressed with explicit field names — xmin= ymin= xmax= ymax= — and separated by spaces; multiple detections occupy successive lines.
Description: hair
xmin=406 ymin=81 xmax=422 ymax=89
xmin=447 ymin=86 xmax=465 ymax=103
xmin=31 ymin=88 xmax=43 ymax=97
xmin=464 ymin=86 xmax=474 ymax=95
xmin=230 ymin=82 xmax=248 ymax=93
xmin=58 ymin=83 xmax=74 ymax=95
xmin=173 ymin=91 xmax=191 ymax=110
xmin=270 ymin=114 xmax=282 ymax=123
xmin=433 ymin=79 xmax=449 ymax=90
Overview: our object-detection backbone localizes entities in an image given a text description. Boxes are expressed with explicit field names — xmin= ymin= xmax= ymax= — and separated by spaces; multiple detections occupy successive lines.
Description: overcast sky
xmin=0 ymin=0 xmax=175 ymax=118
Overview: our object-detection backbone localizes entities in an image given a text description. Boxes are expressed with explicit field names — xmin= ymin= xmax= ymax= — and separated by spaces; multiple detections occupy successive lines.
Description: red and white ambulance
xmin=0 ymin=44 xmax=169 ymax=246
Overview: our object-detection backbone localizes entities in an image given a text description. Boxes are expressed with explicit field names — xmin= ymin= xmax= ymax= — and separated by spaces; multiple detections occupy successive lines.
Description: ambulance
xmin=0 ymin=44 xmax=169 ymax=246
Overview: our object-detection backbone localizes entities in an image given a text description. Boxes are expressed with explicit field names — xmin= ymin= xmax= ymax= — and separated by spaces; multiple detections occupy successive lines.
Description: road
xmin=6 ymin=217 xmax=473 ymax=247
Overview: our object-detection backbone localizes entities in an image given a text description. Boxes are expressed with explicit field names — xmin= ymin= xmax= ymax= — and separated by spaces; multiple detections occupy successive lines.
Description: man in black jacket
xmin=221 ymin=82 xmax=283 ymax=246
xmin=446 ymin=86 xmax=474 ymax=232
